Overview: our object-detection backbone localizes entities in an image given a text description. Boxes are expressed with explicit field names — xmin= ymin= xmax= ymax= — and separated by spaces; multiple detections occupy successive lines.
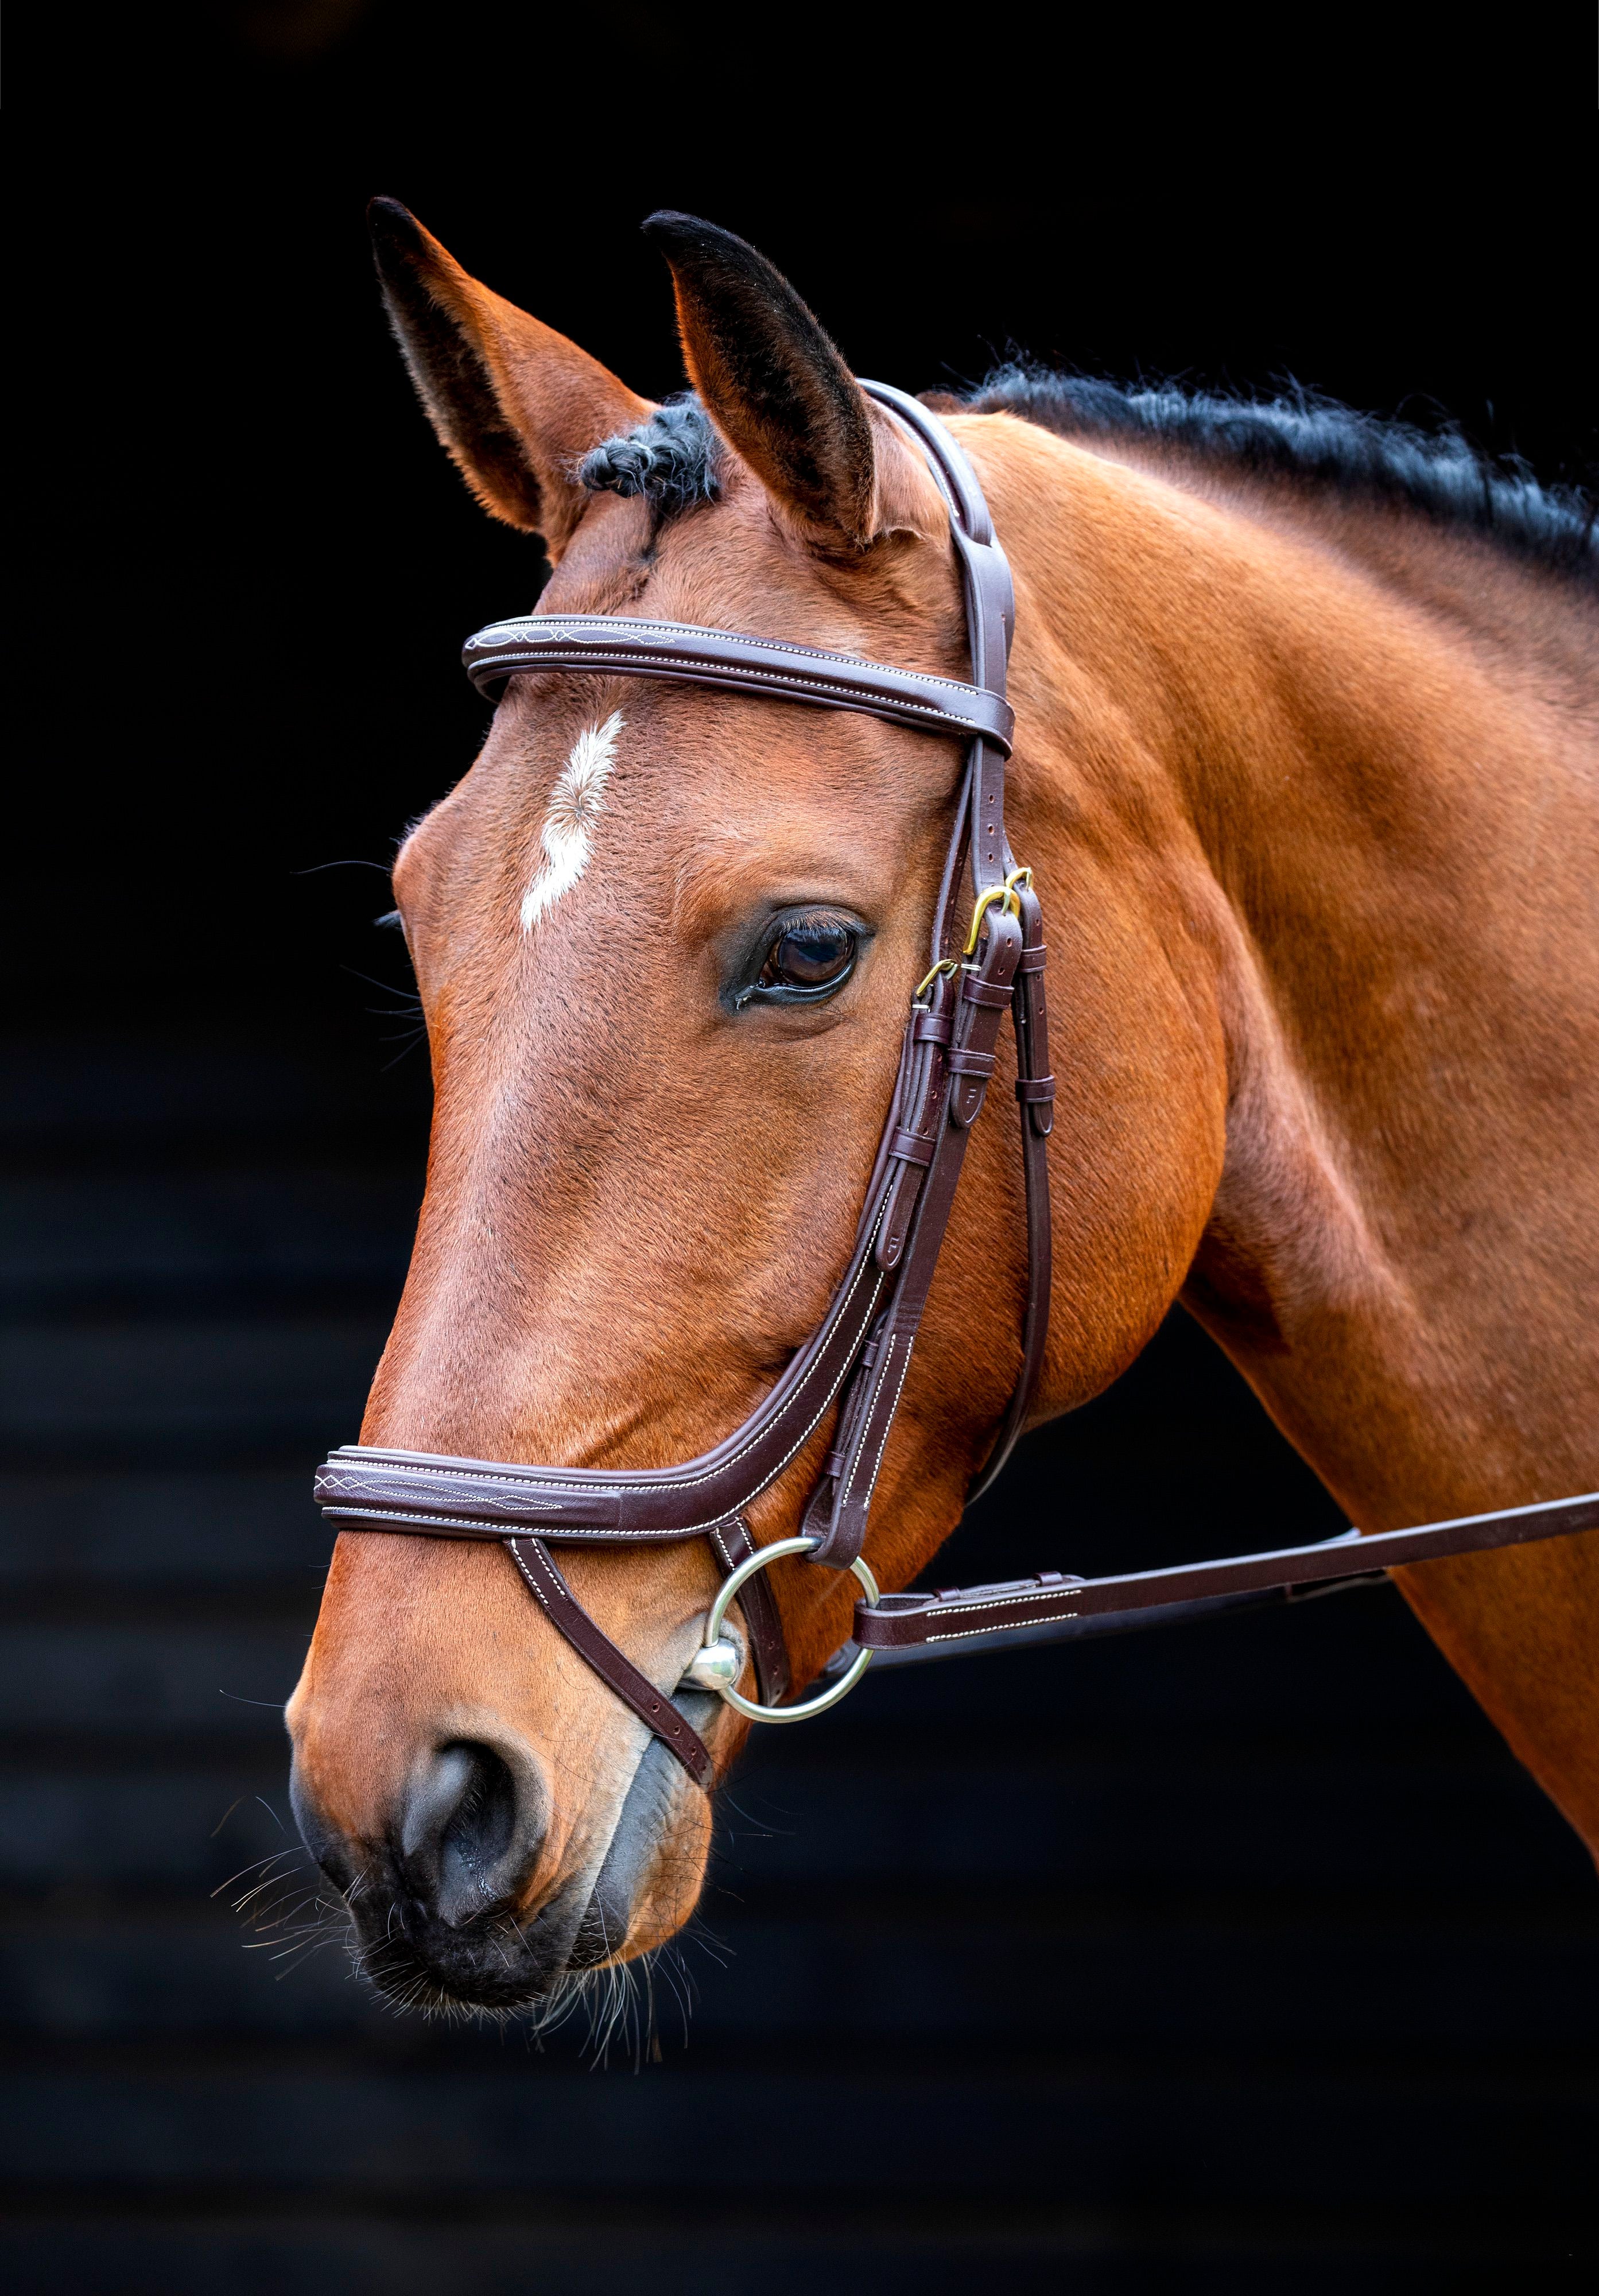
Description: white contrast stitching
xmin=839 ymin=1332 xmax=895 ymax=1511
xmin=326 ymin=1462 xmax=614 ymax=1498
xmin=329 ymin=1507 xmax=632 ymax=1539
xmin=905 ymin=1583 xmax=1089 ymax=1622
xmin=921 ymin=1611 xmax=1081 ymax=1643
xmin=506 ymin=1543 xmax=554 ymax=1608
xmin=859 ymin=1335 xmax=917 ymax=1511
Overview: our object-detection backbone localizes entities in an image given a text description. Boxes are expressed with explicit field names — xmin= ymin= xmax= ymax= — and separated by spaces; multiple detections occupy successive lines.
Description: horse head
xmin=285 ymin=205 xmax=1221 ymax=2009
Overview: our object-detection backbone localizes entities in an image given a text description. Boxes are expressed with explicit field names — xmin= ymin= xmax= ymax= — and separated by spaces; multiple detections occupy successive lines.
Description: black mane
xmin=961 ymin=367 xmax=1596 ymax=581
xmin=580 ymin=373 xmax=1596 ymax=582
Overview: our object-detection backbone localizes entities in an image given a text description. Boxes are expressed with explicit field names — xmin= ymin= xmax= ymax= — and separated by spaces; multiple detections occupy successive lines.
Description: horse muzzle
xmin=289 ymin=1721 xmax=711 ymax=2010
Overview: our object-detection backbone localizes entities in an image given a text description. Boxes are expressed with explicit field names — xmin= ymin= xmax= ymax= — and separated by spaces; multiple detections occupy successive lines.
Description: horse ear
xmin=368 ymin=197 xmax=652 ymax=550
xmin=641 ymin=211 xmax=879 ymax=553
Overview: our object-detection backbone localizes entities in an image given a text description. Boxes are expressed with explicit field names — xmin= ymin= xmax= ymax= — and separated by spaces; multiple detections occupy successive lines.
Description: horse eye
xmin=742 ymin=915 xmax=859 ymax=1006
xmin=764 ymin=921 xmax=855 ymax=988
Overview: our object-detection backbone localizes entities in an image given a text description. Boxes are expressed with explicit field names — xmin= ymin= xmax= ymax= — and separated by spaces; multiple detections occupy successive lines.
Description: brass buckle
xmin=915 ymin=868 xmax=1035 ymax=1000
xmin=911 ymin=958 xmax=960 ymax=1006
xmin=961 ymin=865 xmax=1034 ymax=958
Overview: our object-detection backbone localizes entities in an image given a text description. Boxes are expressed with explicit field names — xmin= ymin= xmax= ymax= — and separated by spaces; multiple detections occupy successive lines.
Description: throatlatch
xmin=315 ymin=384 xmax=1597 ymax=1786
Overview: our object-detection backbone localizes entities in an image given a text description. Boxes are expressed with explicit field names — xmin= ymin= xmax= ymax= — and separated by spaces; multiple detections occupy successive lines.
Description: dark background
xmin=3 ymin=4 xmax=1596 ymax=2289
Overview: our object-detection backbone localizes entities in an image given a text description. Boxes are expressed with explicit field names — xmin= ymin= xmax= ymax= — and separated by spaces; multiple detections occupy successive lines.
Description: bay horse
xmin=286 ymin=202 xmax=1598 ymax=2012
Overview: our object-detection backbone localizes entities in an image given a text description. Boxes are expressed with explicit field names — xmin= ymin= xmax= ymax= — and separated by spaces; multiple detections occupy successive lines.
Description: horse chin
xmin=332 ymin=1730 xmax=715 ymax=2017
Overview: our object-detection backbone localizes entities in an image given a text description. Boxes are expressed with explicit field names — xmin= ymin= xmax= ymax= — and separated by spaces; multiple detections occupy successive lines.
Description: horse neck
xmin=981 ymin=418 xmax=1599 ymax=1529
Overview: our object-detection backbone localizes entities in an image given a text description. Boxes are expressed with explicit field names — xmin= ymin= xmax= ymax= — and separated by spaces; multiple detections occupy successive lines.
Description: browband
xmin=463 ymin=615 xmax=1015 ymax=754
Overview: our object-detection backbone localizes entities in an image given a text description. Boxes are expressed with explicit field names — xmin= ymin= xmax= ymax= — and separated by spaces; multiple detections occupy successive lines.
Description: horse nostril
xmin=399 ymin=1742 xmax=531 ymax=1928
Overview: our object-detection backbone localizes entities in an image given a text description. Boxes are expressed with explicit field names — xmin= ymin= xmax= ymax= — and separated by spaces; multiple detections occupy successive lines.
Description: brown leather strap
xmin=887 ymin=1127 xmax=937 ymax=1167
xmin=462 ymin=614 xmax=1015 ymax=753
xmin=867 ymin=381 xmax=1015 ymax=895
xmin=969 ymin=880 xmax=1053 ymax=1503
xmin=314 ymin=1189 xmax=891 ymax=1538
xmin=851 ymin=1492 xmax=1599 ymax=1651
xmin=504 ymin=1537 xmax=715 ymax=1790
xmin=708 ymin=1519 xmax=792 ymax=1706
xmin=802 ymin=910 xmax=1025 ymax=1568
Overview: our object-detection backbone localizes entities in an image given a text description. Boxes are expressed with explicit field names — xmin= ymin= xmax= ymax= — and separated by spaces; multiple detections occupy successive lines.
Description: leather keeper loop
xmin=960 ymin=973 xmax=1013 ymax=1009
xmin=888 ymin=1126 xmax=937 ymax=1167
xmin=1018 ymin=943 xmax=1048 ymax=972
xmin=912 ymin=1009 xmax=954 ymax=1044
xmin=948 ymin=1048 xmax=997 ymax=1078
xmin=1016 ymin=1076 xmax=1056 ymax=1102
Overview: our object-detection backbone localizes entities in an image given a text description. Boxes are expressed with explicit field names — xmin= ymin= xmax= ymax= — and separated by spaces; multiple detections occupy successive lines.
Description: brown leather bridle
xmin=315 ymin=385 xmax=1598 ymax=1792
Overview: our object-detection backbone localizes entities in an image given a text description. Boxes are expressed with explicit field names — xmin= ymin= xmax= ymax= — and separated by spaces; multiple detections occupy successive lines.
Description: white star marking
xmin=519 ymin=713 xmax=623 ymax=932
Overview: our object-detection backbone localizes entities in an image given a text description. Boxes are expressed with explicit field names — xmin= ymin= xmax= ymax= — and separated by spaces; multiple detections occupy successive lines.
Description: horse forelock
xmin=579 ymin=397 xmax=722 ymax=523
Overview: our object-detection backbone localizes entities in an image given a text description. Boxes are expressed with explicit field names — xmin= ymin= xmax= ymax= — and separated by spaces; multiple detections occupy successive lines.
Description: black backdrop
xmin=4 ymin=7 xmax=1597 ymax=2291
xmin=14 ymin=2 xmax=1597 ymax=1041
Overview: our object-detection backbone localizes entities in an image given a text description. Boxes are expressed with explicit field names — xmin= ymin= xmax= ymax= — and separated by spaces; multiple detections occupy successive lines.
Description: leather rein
xmin=315 ymin=383 xmax=1598 ymax=1793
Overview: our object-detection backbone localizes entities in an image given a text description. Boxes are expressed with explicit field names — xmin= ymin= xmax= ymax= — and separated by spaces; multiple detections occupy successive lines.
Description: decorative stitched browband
xmin=461 ymin=614 xmax=1015 ymax=751
xmin=315 ymin=380 xmax=1597 ymax=1788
